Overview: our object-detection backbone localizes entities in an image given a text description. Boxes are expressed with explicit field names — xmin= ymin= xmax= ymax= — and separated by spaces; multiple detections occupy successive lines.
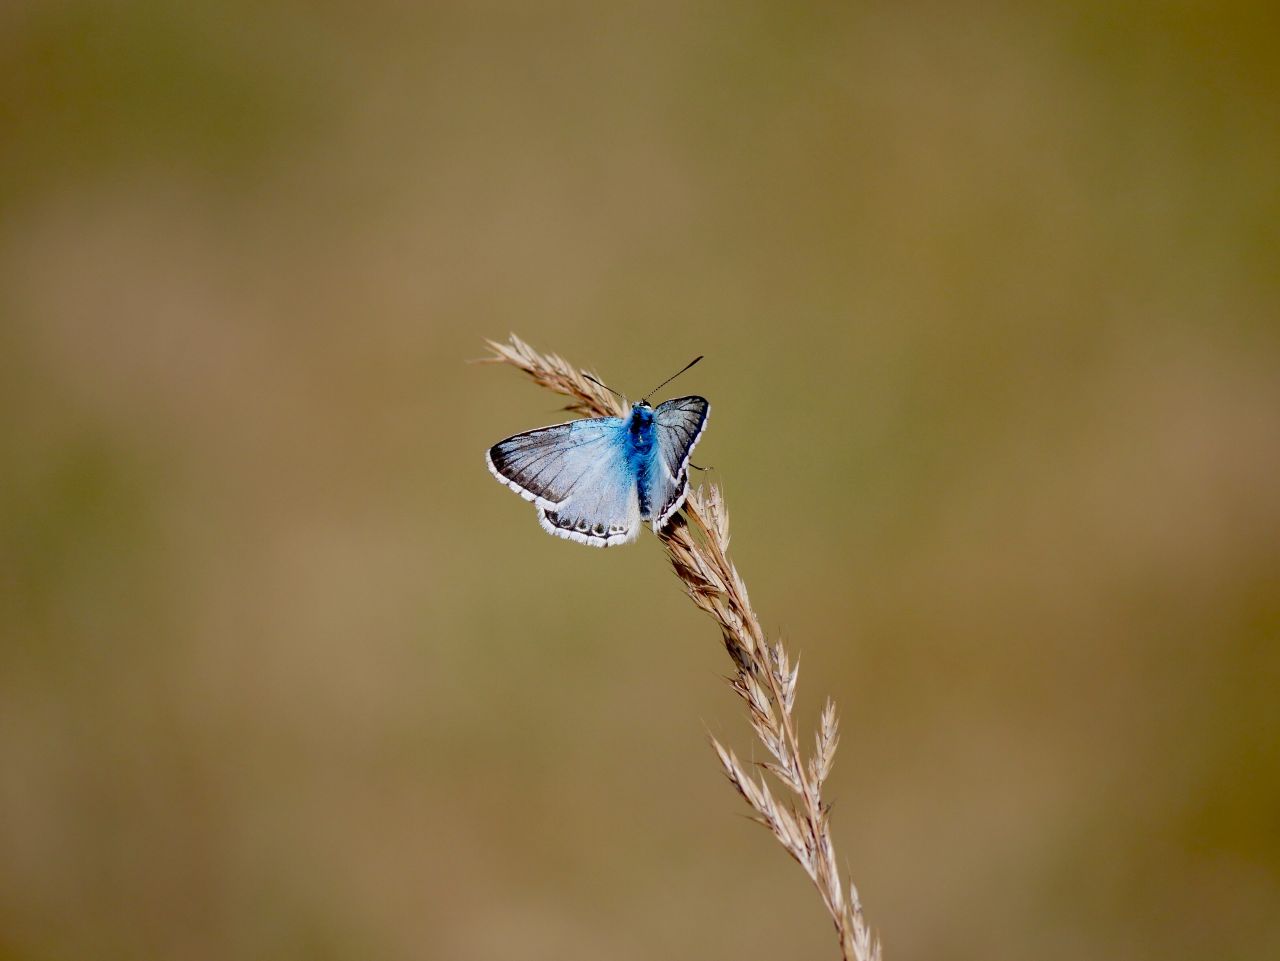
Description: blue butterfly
xmin=486 ymin=359 xmax=709 ymax=547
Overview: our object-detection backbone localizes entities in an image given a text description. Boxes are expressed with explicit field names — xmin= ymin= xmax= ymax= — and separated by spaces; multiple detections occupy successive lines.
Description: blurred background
xmin=2 ymin=2 xmax=1278 ymax=959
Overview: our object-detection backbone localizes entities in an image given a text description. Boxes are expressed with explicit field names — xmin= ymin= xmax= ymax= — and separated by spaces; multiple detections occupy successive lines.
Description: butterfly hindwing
xmin=487 ymin=417 xmax=641 ymax=547
xmin=648 ymin=395 xmax=710 ymax=530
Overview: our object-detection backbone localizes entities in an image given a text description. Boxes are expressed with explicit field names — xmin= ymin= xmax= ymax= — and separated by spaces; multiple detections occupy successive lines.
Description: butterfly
xmin=486 ymin=358 xmax=709 ymax=547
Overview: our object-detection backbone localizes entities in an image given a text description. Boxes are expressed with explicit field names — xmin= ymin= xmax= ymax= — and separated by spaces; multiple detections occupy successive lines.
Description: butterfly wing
xmin=486 ymin=417 xmax=642 ymax=547
xmin=648 ymin=395 xmax=710 ymax=530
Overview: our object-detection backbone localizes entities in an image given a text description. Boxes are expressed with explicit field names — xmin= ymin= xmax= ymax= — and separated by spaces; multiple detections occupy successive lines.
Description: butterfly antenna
xmin=641 ymin=355 xmax=703 ymax=403
xmin=584 ymin=373 xmax=626 ymax=402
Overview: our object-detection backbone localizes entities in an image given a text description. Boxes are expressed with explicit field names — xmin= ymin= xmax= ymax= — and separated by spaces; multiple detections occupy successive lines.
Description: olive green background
xmin=2 ymin=3 xmax=1278 ymax=960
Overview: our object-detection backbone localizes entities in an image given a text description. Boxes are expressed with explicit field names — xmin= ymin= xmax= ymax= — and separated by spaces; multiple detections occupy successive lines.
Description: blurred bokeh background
xmin=2 ymin=2 xmax=1278 ymax=959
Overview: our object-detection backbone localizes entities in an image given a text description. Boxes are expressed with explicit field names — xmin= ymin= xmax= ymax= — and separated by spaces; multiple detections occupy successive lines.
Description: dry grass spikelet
xmin=483 ymin=334 xmax=881 ymax=961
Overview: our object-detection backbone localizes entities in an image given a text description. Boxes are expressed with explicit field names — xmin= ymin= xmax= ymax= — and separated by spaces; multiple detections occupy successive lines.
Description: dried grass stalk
xmin=483 ymin=334 xmax=881 ymax=961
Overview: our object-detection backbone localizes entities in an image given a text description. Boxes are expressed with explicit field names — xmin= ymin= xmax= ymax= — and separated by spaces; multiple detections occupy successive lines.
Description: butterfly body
xmin=625 ymin=404 xmax=658 ymax=516
xmin=487 ymin=396 xmax=709 ymax=548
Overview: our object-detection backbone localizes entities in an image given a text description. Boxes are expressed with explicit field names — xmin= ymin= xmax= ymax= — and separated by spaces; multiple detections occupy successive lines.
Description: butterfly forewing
xmin=649 ymin=395 xmax=710 ymax=529
xmin=487 ymin=418 xmax=622 ymax=507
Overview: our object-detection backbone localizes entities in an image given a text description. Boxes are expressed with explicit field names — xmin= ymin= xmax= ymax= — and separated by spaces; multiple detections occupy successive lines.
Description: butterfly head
xmin=630 ymin=401 xmax=655 ymax=427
